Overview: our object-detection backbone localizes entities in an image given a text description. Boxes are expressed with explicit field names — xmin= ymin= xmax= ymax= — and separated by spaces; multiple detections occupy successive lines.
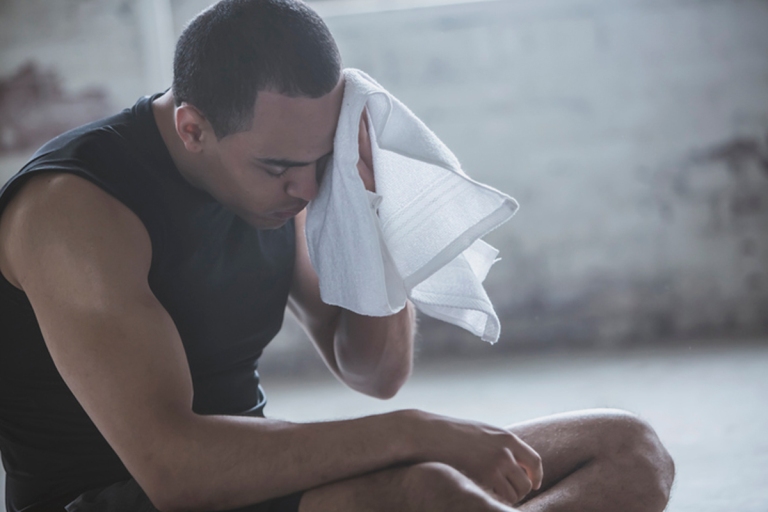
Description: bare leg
xmin=299 ymin=461 xmax=517 ymax=512
xmin=511 ymin=408 xmax=675 ymax=512
xmin=299 ymin=408 xmax=674 ymax=512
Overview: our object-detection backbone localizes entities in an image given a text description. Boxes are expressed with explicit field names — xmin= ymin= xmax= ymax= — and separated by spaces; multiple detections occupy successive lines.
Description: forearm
xmin=334 ymin=301 xmax=416 ymax=398
xmin=159 ymin=404 xmax=544 ymax=512
xmin=289 ymin=210 xmax=416 ymax=397
xmin=143 ymin=409 xmax=420 ymax=512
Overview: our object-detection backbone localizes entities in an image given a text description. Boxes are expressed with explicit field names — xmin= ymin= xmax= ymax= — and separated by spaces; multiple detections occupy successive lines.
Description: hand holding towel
xmin=305 ymin=68 xmax=518 ymax=343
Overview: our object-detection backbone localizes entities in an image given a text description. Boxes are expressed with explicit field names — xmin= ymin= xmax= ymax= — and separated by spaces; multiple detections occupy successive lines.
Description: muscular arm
xmin=288 ymin=210 xmax=416 ymax=399
xmin=0 ymin=174 xmax=419 ymax=511
xmin=288 ymin=111 xmax=416 ymax=399
xmin=0 ymin=174 xmax=541 ymax=511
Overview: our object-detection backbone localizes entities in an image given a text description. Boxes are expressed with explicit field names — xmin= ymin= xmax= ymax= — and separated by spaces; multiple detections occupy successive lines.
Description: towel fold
xmin=305 ymin=68 xmax=519 ymax=343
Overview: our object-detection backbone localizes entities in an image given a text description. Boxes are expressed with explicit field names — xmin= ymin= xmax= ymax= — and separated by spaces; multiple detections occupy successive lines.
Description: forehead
xmin=224 ymin=81 xmax=344 ymax=160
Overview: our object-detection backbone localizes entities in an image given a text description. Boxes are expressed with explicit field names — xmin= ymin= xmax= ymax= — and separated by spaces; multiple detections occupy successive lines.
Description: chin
xmin=243 ymin=214 xmax=288 ymax=230
xmin=262 ymin=221 xmax=288 ymax=230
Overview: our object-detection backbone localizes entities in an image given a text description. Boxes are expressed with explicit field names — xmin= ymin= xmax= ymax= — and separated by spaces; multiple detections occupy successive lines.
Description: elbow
xmin=335 ymin=333 xmax=415 ymax=399
xmin=140 ymin=468 xmax=201 ymax=512
xmin=368 ymin=382 xmax=403 ymax=400
xmin=148 ymin=494 xmax=186 ymax=512
xmin=131 ymin=437 xmax=215 ymax=512
xmin=355 ymin=365 xmax=412 ymax=400
xmin=375 ymin=371 xmax=410 ymax=399
xmin=144 ymin=478 xmax=213 ymax=512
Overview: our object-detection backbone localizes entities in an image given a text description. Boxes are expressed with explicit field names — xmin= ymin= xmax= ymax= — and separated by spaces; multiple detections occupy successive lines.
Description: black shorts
xmin=61 ymin=478 xmax=303 ymax=512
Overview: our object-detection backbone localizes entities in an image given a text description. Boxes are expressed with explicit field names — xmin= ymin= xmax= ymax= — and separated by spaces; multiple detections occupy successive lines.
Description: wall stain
xmin=0 ymin=61 xmax=113 ymax=156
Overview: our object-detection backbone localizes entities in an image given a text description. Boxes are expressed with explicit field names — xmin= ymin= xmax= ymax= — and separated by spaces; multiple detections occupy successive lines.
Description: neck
xmin=151 ymin=90 xmax=208 ymax=190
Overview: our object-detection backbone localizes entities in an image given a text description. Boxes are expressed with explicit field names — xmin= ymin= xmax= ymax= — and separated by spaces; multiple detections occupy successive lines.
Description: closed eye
xmin=263 ymin=165 xmax=289 ymax=177
xmin=253 ymin=150 xmax=333 ymax=179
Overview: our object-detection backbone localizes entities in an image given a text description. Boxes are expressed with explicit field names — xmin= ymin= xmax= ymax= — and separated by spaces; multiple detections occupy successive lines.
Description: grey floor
xmin=259 ymin=342 xmax=768 ymax=512
xmin=2 ymin=342 xmax=767 ymax=511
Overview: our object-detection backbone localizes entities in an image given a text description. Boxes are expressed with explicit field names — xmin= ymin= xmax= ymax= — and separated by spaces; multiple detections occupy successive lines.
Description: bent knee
xmin=595 ymin=409 xmax=673 ymax=466
xmin=595 ymin=409 xmax=675 ymax=502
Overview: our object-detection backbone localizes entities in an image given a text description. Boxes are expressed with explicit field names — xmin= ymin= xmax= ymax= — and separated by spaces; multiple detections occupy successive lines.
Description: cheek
xmin=218 ymin=161 xmax=256 ymax=193
xmin=232 ymin=171 xmax=286 ymax=210
xmin=200 ymin=162 xmax=250 ymax=207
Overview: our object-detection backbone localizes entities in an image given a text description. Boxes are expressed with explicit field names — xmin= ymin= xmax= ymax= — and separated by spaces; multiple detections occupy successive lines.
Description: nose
xmin=285 ymin=164 xmax=319 ymax=202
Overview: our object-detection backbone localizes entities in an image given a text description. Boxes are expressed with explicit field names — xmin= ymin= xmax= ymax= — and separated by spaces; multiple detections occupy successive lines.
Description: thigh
xmin=300 ymin=409 xmax=651 ymax=512
xmin=298 ymin=465 xmax=412 ymax=512
xmin=298 ymin=462 xmax=506 ymax=512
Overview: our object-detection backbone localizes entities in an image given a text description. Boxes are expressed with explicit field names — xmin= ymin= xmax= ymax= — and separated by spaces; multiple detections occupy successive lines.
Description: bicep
xmin=0 ymin=173 xmax=194 ymax=478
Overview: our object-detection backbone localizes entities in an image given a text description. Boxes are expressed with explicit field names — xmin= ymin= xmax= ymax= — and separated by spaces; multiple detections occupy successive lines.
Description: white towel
xmin=305 ymin=68 xmax=519 ymax=343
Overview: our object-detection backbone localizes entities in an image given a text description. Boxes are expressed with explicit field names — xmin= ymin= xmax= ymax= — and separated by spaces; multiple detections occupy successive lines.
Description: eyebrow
xmin=255 ymin=150 xmax=334 ymax=169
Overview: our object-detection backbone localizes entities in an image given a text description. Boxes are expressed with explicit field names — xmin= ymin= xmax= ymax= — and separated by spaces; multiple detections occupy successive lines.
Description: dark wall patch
xmin=0 ymin=61 xmax=113 ymax=157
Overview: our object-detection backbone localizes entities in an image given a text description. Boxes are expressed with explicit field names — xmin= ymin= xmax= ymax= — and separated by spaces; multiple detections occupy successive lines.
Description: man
xmin=0 ymin=0 xmax=674 ymax=511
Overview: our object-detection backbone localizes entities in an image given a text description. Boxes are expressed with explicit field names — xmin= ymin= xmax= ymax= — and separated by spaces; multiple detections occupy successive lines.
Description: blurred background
xmin=1 ymin=0 xmax=767 ymax=510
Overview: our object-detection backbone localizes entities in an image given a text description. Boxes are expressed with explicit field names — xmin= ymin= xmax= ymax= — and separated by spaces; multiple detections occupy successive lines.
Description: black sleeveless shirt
xmin=0 ymin=94 xmax=296 ymax=511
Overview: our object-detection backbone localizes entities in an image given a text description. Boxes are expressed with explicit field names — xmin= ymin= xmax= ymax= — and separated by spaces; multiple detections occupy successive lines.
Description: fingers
xmin=491 ymin=479 xmax=520 ymax=507
xmin=358 ymin=110 xmax=373 ymax=169
xmin=510 ymin=437 xmax=544 ymax=491
xmin=491 ymin=435 xmax=543 ymax=506
xmin=486 ymin=448 xmax=532 ymax=506
xmin=489 ymin=448 xmax=532 ymax=506
xmin=357 ymin=109 xmax=375 ymax=192
xmin=503 ymin=450 xmax=534 ymax=502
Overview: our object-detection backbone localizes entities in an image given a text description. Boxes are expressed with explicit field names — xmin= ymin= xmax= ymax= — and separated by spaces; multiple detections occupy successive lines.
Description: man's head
xmin=167 ymin=0 xmax=344 ymax=229
xmin=173 ymin=0 xmax=341 ymax=139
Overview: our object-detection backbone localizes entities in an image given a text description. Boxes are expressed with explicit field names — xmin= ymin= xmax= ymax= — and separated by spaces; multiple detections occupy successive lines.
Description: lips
xmin=272 ymin=203 xmax=307 ymax=219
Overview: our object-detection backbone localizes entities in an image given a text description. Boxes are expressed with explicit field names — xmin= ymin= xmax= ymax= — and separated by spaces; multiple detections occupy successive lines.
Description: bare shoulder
xmin=0 ymin=171 xmax=196 ymax=490
xmin=0 ymin=172 xmax=152 ymax=292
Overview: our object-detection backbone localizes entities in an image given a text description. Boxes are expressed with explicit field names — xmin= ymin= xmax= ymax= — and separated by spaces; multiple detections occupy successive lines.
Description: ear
xmin=175 ymin=103 xmax=214 ymax=152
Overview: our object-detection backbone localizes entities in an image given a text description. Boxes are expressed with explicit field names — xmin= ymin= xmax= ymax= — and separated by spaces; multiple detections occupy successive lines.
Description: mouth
xmin=271 ymin=203 xmax=307 ymax=219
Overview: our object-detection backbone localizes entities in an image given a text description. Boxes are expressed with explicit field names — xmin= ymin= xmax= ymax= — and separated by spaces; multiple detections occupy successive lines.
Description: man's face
xmin=194 ymin=81 xmax=344 ymax=229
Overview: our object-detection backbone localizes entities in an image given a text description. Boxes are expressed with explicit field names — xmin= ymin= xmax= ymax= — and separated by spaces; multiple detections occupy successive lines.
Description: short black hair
xmin=173 ymin=0 xmax=342 ymax=139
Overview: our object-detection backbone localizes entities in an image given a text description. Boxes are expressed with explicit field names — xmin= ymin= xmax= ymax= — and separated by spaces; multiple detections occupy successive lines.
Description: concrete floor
xmin=259 ymin=342 xmax=768 ymax=512
xmin=2 ymin=342 xmax=767 ymax=511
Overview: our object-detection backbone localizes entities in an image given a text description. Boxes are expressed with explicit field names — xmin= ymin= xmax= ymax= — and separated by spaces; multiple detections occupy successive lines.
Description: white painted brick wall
xmin=315 ymin=0 xmax=768 ymax=348
xmin=1 ymin=0 xmax=767 ymax=354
